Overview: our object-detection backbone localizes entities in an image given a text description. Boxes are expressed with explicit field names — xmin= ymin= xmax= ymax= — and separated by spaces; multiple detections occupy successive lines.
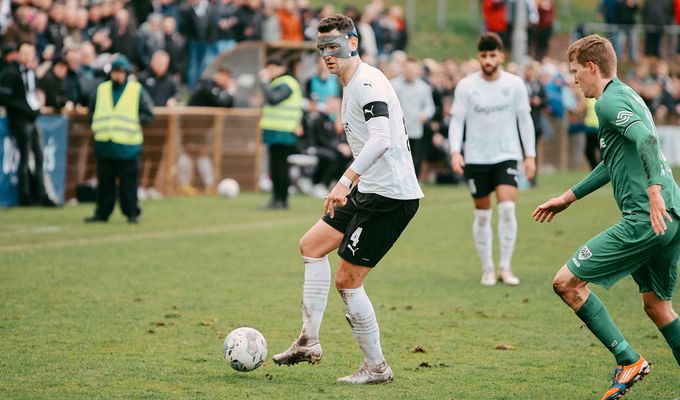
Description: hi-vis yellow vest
xmin=259 ymin=75 xmax=302 ymax=132
xmin=91 ymin=81 xmax=143 ymax=145
xmin=584 ymin=98 xmax=599 ymax=129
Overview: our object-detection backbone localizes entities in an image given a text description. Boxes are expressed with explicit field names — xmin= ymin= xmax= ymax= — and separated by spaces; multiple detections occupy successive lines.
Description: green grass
xmin=1 ymin=172 xmax=679 ymax=399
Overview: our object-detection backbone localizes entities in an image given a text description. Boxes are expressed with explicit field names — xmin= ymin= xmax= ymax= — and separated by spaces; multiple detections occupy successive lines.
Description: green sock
xmin=659 ymin=317 xmax=680 ymax=366
xmin=575 ymin=292 xmax=640 ymax=365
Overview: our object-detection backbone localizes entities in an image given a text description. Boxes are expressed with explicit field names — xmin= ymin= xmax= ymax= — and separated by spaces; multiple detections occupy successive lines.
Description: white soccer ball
xmin=223 ymin=327 xmax=268 ymax=372
xmin=217 ymin=178 xmax=240 ymax=198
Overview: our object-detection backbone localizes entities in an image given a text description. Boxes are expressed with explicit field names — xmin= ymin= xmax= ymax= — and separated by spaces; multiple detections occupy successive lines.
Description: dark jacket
xmin=188 ymin=79 xmax=234 ymax=108
xmin=0 ymin=61 xmax=40 ymax=122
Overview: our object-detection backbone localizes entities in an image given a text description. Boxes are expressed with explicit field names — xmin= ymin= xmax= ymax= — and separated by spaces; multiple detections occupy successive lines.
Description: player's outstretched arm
xmin=532 ymin=190 xmax=577 ymax=223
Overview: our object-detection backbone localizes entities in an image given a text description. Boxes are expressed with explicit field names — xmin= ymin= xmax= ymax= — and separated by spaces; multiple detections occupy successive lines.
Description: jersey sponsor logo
xmin=364 ymin=105 xmax=375 ymax=116
xmin=363 ymin=82 xmax=373 ymax=87
xmin=600 ymin=138 xmax=607 ymax=149
xmin=473 ymin=103 xmax=509 ymax=115
xmin=615 ymin=111 xmax=634 ymax=126
xmin=578 ymin=246 xmax=592 ymax=260
xmin=571 ymin=257 xmax=581 ymax=268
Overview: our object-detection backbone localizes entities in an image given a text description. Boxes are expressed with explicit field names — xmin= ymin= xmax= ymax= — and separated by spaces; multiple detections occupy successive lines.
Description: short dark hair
xmin=317 ymin=14 xmax=355 ymax=35
xmin=478 ymin=32 xmax=503 ymax=52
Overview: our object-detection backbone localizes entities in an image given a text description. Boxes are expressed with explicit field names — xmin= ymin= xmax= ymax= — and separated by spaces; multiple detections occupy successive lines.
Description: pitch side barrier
xmin=63 ymin=107 xmax=262 ymax=200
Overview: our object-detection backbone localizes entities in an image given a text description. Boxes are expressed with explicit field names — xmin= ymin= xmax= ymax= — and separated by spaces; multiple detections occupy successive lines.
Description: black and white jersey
xmin=342 ymin=62 xmax=424 ymax=200
xmin=450 ymin=70 xmax=535 ymax=165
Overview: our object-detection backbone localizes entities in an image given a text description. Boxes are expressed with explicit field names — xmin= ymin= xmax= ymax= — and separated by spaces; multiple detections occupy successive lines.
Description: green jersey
xmin=575 ymin=78 xmax=680 ymax=220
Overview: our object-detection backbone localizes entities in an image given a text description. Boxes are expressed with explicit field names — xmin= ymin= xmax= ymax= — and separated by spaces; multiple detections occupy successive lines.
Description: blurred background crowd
xmin=2 ymin=0 xmax=680 ymax=198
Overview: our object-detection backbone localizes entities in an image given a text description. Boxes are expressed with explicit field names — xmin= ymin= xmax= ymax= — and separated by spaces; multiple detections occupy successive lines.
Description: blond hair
xmin=567 ymin=35 xmax=617 ymax=78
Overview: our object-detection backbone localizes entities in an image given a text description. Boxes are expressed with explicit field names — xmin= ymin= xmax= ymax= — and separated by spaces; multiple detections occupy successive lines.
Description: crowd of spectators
xmin=3 ymin=0 xmax=680 ymax=194
xmin=0 ymin=0 xmax=410 ymax=110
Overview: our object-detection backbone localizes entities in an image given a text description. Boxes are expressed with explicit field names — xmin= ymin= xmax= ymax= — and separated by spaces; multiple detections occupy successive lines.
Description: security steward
xmin=258 ymin=59 xmax=303 ymax=209
xmin=85 ymin=55 xmax=154 ymax=224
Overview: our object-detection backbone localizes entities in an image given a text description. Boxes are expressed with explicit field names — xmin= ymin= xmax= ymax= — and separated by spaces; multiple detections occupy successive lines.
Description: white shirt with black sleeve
xmin=341 ymin=63 xmax=424 ymax=200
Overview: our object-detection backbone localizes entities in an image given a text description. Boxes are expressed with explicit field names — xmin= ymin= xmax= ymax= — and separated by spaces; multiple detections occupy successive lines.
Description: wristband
xmin=339 ymin=175 xmax=353 ymax=189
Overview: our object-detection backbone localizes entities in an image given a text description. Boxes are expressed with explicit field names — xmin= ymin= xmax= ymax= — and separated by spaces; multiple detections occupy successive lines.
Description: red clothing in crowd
xmin=537 ymin=0 xmax=556 ymax=29
xmin=483 ymin=0 xmax=507 ymax=33
xmin=277 ymin=8 xmax=304 ymax=41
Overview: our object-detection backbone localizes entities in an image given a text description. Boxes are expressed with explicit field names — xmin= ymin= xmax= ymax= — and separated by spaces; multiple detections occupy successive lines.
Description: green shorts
xmin=566 ymin=216 xmax=680 ymax=300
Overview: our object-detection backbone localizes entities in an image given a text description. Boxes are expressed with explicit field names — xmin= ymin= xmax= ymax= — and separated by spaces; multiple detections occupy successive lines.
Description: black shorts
xmin=463 ymin=160 xmax=519 ymax=198
xmin=322 ymin=189 xmax=419 ymax=268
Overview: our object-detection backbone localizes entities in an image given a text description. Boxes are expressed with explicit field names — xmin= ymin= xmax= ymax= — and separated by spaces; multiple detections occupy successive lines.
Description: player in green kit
xmin=533 ymin=35 xmax=680 ymax=400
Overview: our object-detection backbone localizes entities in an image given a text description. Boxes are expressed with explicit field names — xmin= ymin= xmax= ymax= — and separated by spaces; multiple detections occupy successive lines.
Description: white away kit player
xmin=272 ymin=14 xmax=423 ymax=384
xmin=449 ymin=32 xmax=536 ymax=286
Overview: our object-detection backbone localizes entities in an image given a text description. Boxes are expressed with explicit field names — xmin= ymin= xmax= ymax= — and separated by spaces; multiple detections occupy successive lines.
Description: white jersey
xmin=450 ymin=70 xmax=535 ymax=165
xmin=342 ymin=63 xmax=423 ymax=200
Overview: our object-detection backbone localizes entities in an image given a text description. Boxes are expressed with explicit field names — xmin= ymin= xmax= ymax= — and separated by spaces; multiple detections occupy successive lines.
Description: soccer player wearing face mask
xmin=272 ymin=14 xmax=423 ymax=384
xmin=449 ymin=33 xmax=536 ymax=286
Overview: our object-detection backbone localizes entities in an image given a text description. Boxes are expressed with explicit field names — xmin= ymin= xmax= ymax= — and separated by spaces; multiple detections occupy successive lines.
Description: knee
xmin=643 ymin=301 xmax=658 ymax=320
xmin=299 ymin=233 xmax=317 ymax=257
xmin=335 ymin=274 xmax=350 ymax=290
xmin=552 ymin=276 xmax=570 ymax=297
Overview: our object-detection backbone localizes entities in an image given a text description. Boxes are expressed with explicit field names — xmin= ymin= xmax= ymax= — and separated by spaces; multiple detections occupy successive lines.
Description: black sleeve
xmin=138 ymin=87 xmax=155 ymax=125
xmin=361 ymin=101 xmax=389 ymax=121
xmin=88 ymin=88 xmax=98 ymax=125
xmin=263 ymin=82 xmax=292 ymax=105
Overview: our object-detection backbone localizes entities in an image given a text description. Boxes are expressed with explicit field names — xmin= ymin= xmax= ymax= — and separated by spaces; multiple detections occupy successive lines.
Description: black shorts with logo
xmin=463 ymin=160 xmax=519 ymax=199
xmin=322 ymin=188 xmax=419 ymax=268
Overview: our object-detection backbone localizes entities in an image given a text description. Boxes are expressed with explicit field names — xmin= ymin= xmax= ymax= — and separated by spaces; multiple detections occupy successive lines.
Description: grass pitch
xmin=1 ymin=171 xmax=679 ymax=399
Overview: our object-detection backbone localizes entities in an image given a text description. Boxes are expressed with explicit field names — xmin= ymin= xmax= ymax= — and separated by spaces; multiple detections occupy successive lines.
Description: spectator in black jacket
xmin=180 ymin=0 xmax=218 ymax=87
xmin=188 ymin=66 xmax=235 ymax=108
xmin=161 ymin=16 xmax=186 ymax=82
xmin=138 ymin=50 xmax=178 ymax=107
xmin=37 ymin=55 xmax=72 ymax=110
xmin=0 ymin=42 xmax=57 ymax=206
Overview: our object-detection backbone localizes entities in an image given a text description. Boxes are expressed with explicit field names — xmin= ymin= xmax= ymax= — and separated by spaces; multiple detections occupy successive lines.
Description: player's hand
xmin=524 ymin=157 xmax=536 ymax=180
xmin=451 ymin=152 xmax=465 ymax=176
xmin=532 ymin=192 xmax=575 ymax=223
xmin=324 ymin=182 xmax=349 ymax=218
xmin=648 ymin=184 xmax=672 ymax=236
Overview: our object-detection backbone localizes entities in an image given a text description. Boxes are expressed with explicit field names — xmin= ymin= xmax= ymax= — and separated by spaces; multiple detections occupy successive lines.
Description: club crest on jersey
xmin=578 ymin=246 xmax=592 ymax=260
xmin=616 ymin=111 xmax=634 ymax=126
xmin=501 ymin=87 xmax=511 ymax=97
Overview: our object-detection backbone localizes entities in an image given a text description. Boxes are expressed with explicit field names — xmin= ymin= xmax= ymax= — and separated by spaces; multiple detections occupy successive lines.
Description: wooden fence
xmin=65 ymin=107 xmax=262 ymax=199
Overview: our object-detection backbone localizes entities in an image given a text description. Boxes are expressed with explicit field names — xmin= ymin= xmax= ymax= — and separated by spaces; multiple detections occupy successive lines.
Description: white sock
xmin=473 ymin=208 xmax=494 ymax=272
xmin=339 ymin=286 xmax=385 ymax=366
xmin=300 ymin=256 xmax=331 ymax=342
xmin=497 ymin=201 xmax=517 ymax=271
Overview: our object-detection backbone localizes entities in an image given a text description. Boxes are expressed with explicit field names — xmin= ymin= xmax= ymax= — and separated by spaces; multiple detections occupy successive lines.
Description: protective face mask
xmin=316 ymin=32 xmax=358 ymax=58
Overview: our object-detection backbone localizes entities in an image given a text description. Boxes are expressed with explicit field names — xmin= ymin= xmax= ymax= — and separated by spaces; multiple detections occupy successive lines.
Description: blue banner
xmin=0 ymin=115 xmax=69 ymax=207
xmin=0 ymin=118 xmax=19 ymax=207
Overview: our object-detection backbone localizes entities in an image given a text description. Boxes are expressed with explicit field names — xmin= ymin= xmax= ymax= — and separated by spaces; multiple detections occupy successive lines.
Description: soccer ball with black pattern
xmin=223 ymin=327 xmax=268 ymax=372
